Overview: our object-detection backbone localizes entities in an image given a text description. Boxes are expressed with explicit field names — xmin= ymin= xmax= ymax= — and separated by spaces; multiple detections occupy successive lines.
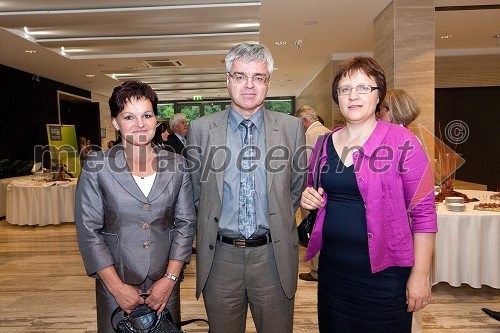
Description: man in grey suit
xmin=187 ymin=43 xmax=307 ymax=332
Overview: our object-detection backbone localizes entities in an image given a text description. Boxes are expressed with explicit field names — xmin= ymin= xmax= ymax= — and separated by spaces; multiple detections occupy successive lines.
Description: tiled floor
xmin=0 ymin=220 xmax=498 ymax=332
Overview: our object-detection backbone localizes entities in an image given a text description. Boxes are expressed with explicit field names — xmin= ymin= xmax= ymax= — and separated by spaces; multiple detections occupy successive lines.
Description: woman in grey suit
xmin=75 ymin=81 xmax=196 ymax=332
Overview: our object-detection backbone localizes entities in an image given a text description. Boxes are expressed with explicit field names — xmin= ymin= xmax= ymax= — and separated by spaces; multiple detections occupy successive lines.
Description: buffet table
xmin=432 ymin=189 xmax=500 ymax=289
xmin=6 ymin=178 xmax=78 ymax=226
xmin=0 ymin=176 xmax=32 ymax=217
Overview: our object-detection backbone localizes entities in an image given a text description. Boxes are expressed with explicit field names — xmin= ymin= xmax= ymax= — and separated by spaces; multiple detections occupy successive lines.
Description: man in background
xmin=165 ymin=113 xmax=188 ymax=157
xmin=295 ymin=105 xmax=331 ymax=282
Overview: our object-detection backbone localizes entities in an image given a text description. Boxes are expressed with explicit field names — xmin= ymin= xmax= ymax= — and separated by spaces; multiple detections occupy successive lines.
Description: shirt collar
xmin=228 ymin=107 xmax=264 ymax=132
xmin=174 ymin=132 xmax=185 ymax=143
xmin=305 ymin=121 xmax=321 ymax=133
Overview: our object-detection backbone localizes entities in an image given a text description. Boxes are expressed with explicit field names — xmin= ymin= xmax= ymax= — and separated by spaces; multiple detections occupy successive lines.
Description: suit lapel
xmin=147 ymin=147 xmax=175 ymax=202
xmin=106 ymin=149 xmax=147 ymax=202
xmin=264 ymin=109 xmax=281 ymax=193
xmin=208 ymin=110 xmax=229 ymax=202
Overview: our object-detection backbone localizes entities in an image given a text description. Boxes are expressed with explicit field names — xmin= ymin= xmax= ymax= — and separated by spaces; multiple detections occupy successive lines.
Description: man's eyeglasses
xmin=337 ymin=85 xmax=379 ymax=96
xmin=228 ymin=73 xmax=270 ymax=85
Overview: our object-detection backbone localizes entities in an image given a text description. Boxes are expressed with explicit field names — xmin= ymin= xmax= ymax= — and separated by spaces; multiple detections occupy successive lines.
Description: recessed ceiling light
xmin=440 ymin=34 xmax=454 ymax=39
xmin=86 ymin=74 xmax=95 ymax=77
xmin=275 ymin=41 xmax=287 ymax=45
xmin=304 ymin=20 xmax=318 ymax=26
xmin=25 ymin=50 xmax=36 ymax=54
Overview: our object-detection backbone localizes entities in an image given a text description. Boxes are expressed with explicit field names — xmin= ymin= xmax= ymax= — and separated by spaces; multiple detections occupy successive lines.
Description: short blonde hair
xmin=381 ymin=89 xmax=421 ymax=126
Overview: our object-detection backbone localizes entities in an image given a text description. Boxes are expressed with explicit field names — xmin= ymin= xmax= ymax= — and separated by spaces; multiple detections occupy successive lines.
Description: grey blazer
xmin=187 ymin=109 xmax=307 ymax=299
xmin=75 ymin=145 xmax=196 ymax=285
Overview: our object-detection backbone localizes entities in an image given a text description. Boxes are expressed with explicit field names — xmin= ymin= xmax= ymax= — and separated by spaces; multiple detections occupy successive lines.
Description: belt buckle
xmin=234 ymin=239 xmax=246 ymax=248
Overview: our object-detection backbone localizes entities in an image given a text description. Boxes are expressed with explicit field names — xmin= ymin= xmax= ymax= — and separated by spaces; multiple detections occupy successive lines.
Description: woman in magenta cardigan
xmin=300 ymin=57 xmax=437 ymax=332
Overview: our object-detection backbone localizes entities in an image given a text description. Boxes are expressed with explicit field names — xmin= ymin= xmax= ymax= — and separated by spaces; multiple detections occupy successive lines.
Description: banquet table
xmin=6 ymin=178 xmax=78 ymax=226
xmin=432 ymin=189 xmax=500 ymax=289
xmin=0 ymin=175 xmax=33 ymax=217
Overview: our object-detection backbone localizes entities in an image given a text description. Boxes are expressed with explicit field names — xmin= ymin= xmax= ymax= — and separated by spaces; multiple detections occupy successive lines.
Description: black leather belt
xmin=217 ymin=233 xmax=272 ymax=248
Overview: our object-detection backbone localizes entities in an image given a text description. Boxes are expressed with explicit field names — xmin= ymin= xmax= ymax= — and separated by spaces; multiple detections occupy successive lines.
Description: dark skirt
xmin=318 ymin=265 xmax=412 ymax=333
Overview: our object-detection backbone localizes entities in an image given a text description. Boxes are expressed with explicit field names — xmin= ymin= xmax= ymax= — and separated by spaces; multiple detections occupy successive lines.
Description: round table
xmin=6 ymin=178 xmax=77 ymax=226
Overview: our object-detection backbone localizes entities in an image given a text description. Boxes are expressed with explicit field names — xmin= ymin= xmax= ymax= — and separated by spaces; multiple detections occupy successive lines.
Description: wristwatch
xmin=164 ymin=272 xmax=179 ymax=283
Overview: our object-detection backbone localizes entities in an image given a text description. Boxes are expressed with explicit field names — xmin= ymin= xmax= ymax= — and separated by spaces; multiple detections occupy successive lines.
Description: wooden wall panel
xmin=295 ymin=61 xmax=334 ymax=130
xmin=436 ymin=55 xmax=500 ymax=88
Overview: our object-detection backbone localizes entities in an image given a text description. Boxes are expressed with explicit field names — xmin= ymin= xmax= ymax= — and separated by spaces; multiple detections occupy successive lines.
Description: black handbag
xmin=297 ymin=134 xmax=326 ymax=248
xmin=112 ymin=294 xmax=209 ymax=333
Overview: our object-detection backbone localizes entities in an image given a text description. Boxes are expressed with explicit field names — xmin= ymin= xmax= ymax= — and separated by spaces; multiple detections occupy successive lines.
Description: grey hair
xmin=294 ymin=105 xmax=319 ymax=122
xmin=225 ymin=43 xmax=274 ymax=75
xmin=169 ymin=113 xmax=187 ymax=130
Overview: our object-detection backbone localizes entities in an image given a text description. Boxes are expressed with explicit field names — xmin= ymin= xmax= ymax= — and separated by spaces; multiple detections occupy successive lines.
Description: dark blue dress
xmin=317 ymin=137 xmax=412 ymax=333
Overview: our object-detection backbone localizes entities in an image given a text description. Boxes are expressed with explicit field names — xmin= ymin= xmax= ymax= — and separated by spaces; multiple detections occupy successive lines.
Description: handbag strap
xmin=176 ymin=318 xmax=210 ymax=330
xmin=312 ymin=134 xmax=327 ymax=190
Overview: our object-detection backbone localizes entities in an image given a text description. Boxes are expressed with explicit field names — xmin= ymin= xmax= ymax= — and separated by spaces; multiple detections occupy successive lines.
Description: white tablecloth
xmin=432 ymin=189 xmax=500 ymax=289
xmin=0 ymin=176 xmax=33 ymax=217
xmin=6 ymin=178 xmax=78 ymax=226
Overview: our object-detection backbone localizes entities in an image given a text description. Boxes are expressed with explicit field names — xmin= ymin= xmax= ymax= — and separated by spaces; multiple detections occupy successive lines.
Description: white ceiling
xmin=0 ymin=0 xmax=498 ymax=101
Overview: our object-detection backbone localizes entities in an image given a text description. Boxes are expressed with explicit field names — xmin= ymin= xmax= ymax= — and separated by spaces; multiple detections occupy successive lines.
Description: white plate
xmin=447 ymin=203 xmax=466 ymax=212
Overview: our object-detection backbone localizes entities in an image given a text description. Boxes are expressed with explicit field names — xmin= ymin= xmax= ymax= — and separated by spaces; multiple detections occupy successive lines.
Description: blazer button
xmin=143 ymin=204 xmax=150 ymax=210
xmin=143 ymin=241 xmax=150 ymax=248
xmin=209 ymin=245 xmax=213 ymax=250
xmin=214 ymin=217 xmax=219 ymax=223
xmin=142 ymin=223 xmax=150 ymax=230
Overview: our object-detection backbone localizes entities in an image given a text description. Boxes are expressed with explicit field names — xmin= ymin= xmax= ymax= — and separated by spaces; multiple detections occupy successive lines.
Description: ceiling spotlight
xmin=86 ymin=74 xmax=95 ymax=77
xmin=25 ymin=50 xmax=36 ymax=54
xmin=440 ymin=34 xmax=454 ymax=39
xmin=275 ymin=41 xmax=287 ymax=45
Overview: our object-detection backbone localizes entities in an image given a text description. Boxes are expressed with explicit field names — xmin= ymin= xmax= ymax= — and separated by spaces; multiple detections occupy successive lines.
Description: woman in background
xmin=377 ymin=88 xmax=421 ymax=127
xmin=301 ymin=57 xmax=436 ymax=332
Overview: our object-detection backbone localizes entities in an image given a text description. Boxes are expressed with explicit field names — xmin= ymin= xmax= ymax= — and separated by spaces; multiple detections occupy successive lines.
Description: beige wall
xmin=91 ymin=92 xmax=115 ymax=148
xmin=295 ymin=62 xmax=334 ymax=130
xmin=436 ymin=54 xmax=500 ymax=88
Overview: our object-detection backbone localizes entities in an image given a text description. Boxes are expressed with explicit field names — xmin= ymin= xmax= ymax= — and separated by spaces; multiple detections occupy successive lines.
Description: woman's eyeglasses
xmin=337 ymin=84 xmax=379 ymax=96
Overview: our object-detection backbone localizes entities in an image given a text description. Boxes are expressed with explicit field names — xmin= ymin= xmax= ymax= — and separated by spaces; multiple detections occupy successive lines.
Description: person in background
xmin=187 ymin=42 xmax=306 ymax=333
xmin=294 ymin=105 xmax=331 ymax=282
xmin=164 ymin=113 xmax=188 ymax=157
xmin=78 ymin=136 xmax=89 ymax=165
xmin=74 ymin=80 xmax=195 ymax=333
xmin=153 ymin=122 xmax=170 ymax=149
xmin=376 ymin=88 xmax=421 ymax=127
xmin=107 ymin=140 xmax=115 ymax=149
xmin=300 ymin=57 xmax=436 ymax=332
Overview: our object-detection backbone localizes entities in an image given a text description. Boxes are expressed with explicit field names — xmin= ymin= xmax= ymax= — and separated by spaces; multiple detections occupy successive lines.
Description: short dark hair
xmin=332 ymin=57 xmax=386 ymax=111
xmin=108 ymin=81 xmax=158 ymax=118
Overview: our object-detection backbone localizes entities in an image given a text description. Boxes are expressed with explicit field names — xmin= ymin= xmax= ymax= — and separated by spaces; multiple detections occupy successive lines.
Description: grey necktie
xmin=238 ymin=119 xmax=257 ymax=239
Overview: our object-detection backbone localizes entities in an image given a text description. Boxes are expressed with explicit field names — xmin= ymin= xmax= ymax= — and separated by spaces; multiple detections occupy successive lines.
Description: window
xmin=157 ymin=104 xmax=174 ymax=120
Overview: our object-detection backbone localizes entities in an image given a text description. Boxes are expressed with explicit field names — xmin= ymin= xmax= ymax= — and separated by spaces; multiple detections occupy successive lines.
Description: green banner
xmin=46 ymin=124 xmax=80 ymax=177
